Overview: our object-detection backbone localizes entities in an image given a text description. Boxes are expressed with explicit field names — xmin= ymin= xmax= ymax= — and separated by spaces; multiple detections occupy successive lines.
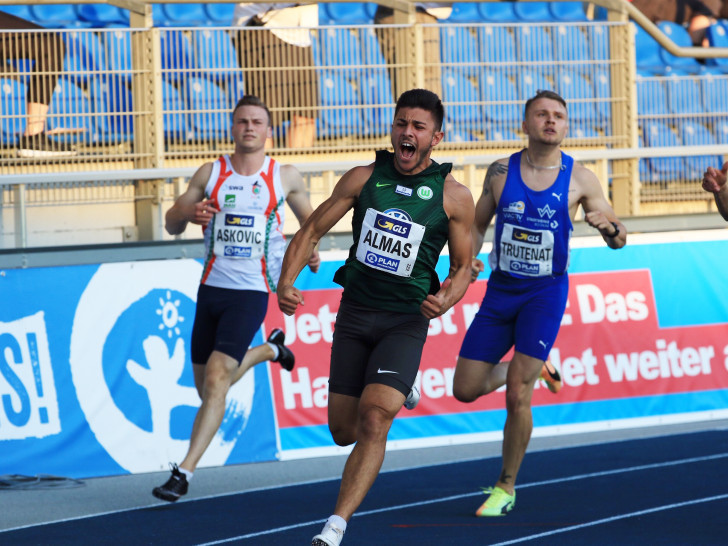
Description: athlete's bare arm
xmin=703 ymin=161 xmax=728 ymax=221
xmin=570 ymin=164 xmax=626 ymax=249
xmin=281 ymin=164 xmax=321 ymax=273
xmin=277 ymin=164 xmax=373 ymax=315
xmin=421 ymin=174 xmax=475 ymax=319
xmin=469 ymin=159 xmax=508 ymax=280
xmin=165 ymin=162 xmax=218 ymax=235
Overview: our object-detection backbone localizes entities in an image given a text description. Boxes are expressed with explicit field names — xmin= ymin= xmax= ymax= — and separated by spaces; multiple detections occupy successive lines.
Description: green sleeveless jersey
xmin=333 ymin=150 xmax=451 ymax=314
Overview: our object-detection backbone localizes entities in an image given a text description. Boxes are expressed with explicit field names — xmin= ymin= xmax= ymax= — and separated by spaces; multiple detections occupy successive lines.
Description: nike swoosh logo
xmin=376 ymin=182 xmax=391 ymax=188
xmin=377 ymin=369 xmax=399 ymax=374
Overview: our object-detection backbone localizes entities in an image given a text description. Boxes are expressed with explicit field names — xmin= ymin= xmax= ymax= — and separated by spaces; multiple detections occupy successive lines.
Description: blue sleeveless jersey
xmin=488 ymin=150 xmax=574 ymax=278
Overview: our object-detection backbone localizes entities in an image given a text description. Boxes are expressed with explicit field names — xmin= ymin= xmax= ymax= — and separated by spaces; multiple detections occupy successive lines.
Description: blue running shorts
xmin=459 ymin=272 xmax=569 ymax=363
xmin=190 ymin=284 xmax=268 ymax=364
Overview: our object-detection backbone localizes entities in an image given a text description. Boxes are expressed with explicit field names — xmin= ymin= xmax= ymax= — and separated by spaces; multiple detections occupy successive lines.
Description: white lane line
xmin=195 ymin=452 xmax=728 ymax=545
xmin=489 ymin=493 xmax=728 ymax=546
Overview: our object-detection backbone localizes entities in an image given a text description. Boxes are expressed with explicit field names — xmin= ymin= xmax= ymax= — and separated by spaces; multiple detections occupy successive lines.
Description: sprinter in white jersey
xmin=454 ymin=90 xmax=626 ymax=517
xmin=152 ymin=95 xmax=320 ymax=503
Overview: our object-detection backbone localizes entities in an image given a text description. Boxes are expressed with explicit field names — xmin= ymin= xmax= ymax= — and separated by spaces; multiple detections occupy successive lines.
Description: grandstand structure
xmin=1 ymin=0 xmax=728 ymax=250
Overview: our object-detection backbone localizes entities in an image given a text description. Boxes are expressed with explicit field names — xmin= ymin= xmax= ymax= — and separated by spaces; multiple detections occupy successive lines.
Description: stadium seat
xmin=712 ymin=119 xmax=728 ymax=144
xmin=359 ymin=70 xmax=394 ymax=136
xmin=320 ymin=3 xmax=376 ymax=25
xmin=443 ymin=3 xmax=482 ymax=23
xmin=705 ymin=22 xmax=728 ymax=72
xmin=162 ymin=3 xmax=210 ymax=26
xmin=29 ymin=4 xmax=87 ymax=28
xmin=205 ymin=4 xmax=236 ymax=26
xmin=555 ymin=68 xmax=596 ymax=122
xmin=549 ymin=2 xmax=588 ymax=22
xmin=194 ymin=29 xmax=239 ymax=83
xmin=487 ymin=127 xmax=521 ymax=143
xmin=0 ymin=5 xmax=33 ymax=20
xmin=636 ymin=72 xmax=668 ymax=117
xmin=518 ymin=68 xmax=554 ymax=102
xmin=641 ymin=120 xmax=684 ymax=180
xmin=47 ymin=79 xmax=96 ymax=143
xmin=480 ymin=70 xmax=520 ymax=124
xmin=634 ymin=24 xmax=668 ymax=75
xmin=226 ymin=75 xmax=246 ymax=106
xmin=592 ymin=68 xmax=612 ymax=130
xmin=160 ymin=30 xmax=195 ymax=84
xmin=445 ymin=129 xmax=478 ymax=143
xmin=570 ymin=125 xmax=600 ymax=139
xmin=63 ymin=31 xmax=107 ymax=84
xmin=478 ymin=26 xmax=517 ymax=71
xmin=516 ymin=26 xmax=554 ymax=66
xmin=103 ymin=29 xmax=133 ymax=84
xmin=513 ymin=2 xmax=552 ymax=22
xmin=440 ymin=26 xmax=480 ymax=77
xmin=588 ymin=24 xmax=611 ymax=64
xmin=657 ymin=21 xmax=704 ymax=74
xmin=441 ymin=68 xmax=481 ymax=134
xmin=680 ymin=120 xmax=722 ymax=177
xmin=477 ymin=2 xmax=517 ymax=22
xmin=553 ymin=25 xmax=591 ymax=72
xmin=317 ymin=71 xmax=363 ymax=137
xmin=314 ymin=27 xmax=364 ymax=69
xmin=186 ymin=77 xmax=230 ymax=141
xmin=76 ymin=4 xmax=129 ymax=27
xmin=0 ymin=78 xmax=26 ymax=144
xmin=664 ymin=71 xmax=705 ymax=115
xmin=89 ymin=76 xmax=133 ymax=143
xmin=359 ymin=27 xmax=387 ymax=66
xmin=161 ymin=80 xmax=192 ymax=141
xmin=701 ymin=69 xmax=728 ymax=117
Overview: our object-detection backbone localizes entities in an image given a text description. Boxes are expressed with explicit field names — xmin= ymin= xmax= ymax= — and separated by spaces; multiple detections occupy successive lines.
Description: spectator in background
xmin=702 ymin=161 xmax=728 ymax=220
xmin=233 ymin=3 xmax=319 ymax=149
xmin=631 ymin=0 xmax=719 ymax=46
xmin=0 ymin=10 xmax=75 ymax=158
xmin=374 ymin=3 xmax=450 ymax=99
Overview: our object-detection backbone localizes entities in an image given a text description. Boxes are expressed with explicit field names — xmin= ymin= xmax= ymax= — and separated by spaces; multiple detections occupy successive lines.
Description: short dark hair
xmin=524 ymin=90 xmax=567 ymax=118
xmin=233 ymin=95 xmax=272 ymax=126
xmin=394 ymin=88 xmax=444 ymax=131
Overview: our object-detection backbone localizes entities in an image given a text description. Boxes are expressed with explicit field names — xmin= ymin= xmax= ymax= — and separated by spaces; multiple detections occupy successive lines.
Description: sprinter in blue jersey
xmin=454 ymin=90 xmax=627 ymax=517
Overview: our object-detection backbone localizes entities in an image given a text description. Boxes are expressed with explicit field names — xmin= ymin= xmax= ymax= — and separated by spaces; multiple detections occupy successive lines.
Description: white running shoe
xmin=311 ymin=522 xmax=345 ymax=546
xmin=404 ymin=385 xmax=420 ymax=410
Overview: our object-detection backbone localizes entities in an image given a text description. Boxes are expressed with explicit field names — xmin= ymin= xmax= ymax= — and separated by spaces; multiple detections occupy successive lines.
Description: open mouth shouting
xmin=399 ymin=141 xmax=416 ymax=161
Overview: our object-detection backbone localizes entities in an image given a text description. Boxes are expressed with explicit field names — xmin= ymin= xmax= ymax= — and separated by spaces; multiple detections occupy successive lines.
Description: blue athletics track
xmin=2 ymin=422 xmax=726 ymax=545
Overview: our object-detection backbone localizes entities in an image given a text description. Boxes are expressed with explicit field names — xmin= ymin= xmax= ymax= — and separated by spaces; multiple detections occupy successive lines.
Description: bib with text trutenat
xmin=212 ymin=211 xmax=266 ymax=259
xmin=356 ymin=208 xmax=425 ymax=277
xmin=496 ymin=222 xmax=555 ymax=277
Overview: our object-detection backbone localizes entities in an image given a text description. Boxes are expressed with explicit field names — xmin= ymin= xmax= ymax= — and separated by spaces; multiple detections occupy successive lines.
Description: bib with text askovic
xmin=356 ymin=208 xmax=425 ymax=277
xmin=212 ymin=211 xmax=266 ymax=259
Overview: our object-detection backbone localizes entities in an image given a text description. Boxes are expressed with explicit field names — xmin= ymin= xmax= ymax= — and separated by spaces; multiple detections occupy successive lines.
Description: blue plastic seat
xmin=161 ymin=80 xmax=191 ymax=140
xmin=194 ymin=29 xmax=239 ymax=83
xmin=480 ymin=70 xmax=519 ymax=124
xmin=89 ymin=76 xmax=133 ymax=143
xmin=444 ymin=3 xmax=482 ymax=23
xmin=441 ymin=68 xmax=480 ymax=134
xmin=713 ymin=119 xmax=728 ymax=143
xmin=516 ymin=26 xmax=554 ymax=66
xmin=550 ymin=2 xmax=588 ymax=22
xmin=314 ymin=27 xmax=364 ymax=69
xmin=641 ymin=120 xmax=684 ymax=180
xmin=320 ymin=3 xmax=376 ymax=25
xmin=0 ymin=78 xmax=26 ymax=144
xmin=162 ymin=3 xmax=210 ymax=26
xmin=570 ymin=125 xmax=600 ymax=139
xmin=205 ymin=4 xmax=236 ymax=26
xmin=680 ymin=120 xmax=722 ymax=177
xmin=0 ymin=5 xmax=33 ymax=20
xmin=701 ymin=69 xmax=728 ymax=117
xmin=160 ymin=30 xmax=194 ymax=84
xmin=664 ymin=71 xmax=704 ymax=115
xmin=63 ymin=31 xmax=107 ymax=84
xmin=359 ymin=27 xmax=387 ymax=66
xmin=478 ymin=26 xmax=517 ymax=71
xmin=513 ymin=2 xmax=552 ymax=22
xmin=29 ymin=4 xmax=87 ymax=28
xmin=359 ymin=70 xmax=394 ymax=136
xmin=657 ymin=21 xmax=704 ymax=74
xmin=553 ymin=25 xmax=590 ymax=71
xmin=636 ymin=72 xmax=668 ymax=118
xmin=555 ymin=68 xmax=596 ymax=122
xmin=186 ymin=77 xmax=230 ymax=140
xmin=477 ymin=2 xmax=517 ymax=22
xmin=634 ymin=24 xmax=668 ymax=75
xmin=588 ymin=24 xmax=611 ymax=64
xmin=76 ymin=4 xmax=129 ymax=27
xmin=593 ymin=68 xmax=612 ymax=131
xmin=487 ymin=127 xmax=521 ymax=143
xmin=47 ymin=79 xmax=95 ymax=142
xmin=706 ymin=22 xmax=728 ymax=72
xmin=518 ymin=68 xmax=554 ymax=102
xmin=318 ymin=71 xmax=363 ymax=137
xmin=103 ymin=29 xmax=133 ymax=84
xmin=440 ymin=26 xmax=480 ymax=77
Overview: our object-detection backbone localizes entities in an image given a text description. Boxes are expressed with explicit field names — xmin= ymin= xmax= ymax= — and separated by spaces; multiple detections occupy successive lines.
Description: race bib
xmin=496 ymin=223 xmax=555 ymax=277
xmin=212 ymin=211 xmax=266 ymax=259
xmin=356 ymin=208 xmax=425 ymax=277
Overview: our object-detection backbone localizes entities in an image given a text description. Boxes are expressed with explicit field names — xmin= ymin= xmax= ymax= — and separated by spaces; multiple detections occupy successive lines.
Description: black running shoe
xmin=267 ymin=328 xmax=295 ymax=371
xmin=152 ymin=463 xmax=188 ymax=502
xmin=16 ymin=133 xmax=77 ymax=159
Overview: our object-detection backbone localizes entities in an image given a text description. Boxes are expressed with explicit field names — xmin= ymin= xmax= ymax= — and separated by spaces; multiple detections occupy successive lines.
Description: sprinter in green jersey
xmin=277 ymin=89 xmax=475 ymax=546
